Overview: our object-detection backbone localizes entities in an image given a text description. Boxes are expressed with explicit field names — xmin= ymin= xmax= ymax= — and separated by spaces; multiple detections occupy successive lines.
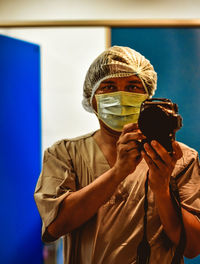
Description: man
xmin=34 ymin=46 xmax=200 ymax=263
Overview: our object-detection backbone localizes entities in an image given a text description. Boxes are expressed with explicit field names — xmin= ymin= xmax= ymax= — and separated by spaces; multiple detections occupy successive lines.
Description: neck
xmin=95 ymin=122 xmax=121 ymax=148
xmin=93 ymin=122 xmax=121 ymax=167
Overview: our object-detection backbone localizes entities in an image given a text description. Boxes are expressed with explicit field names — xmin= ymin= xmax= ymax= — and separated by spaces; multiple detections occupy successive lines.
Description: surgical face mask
xmin=95 ymin=91 xmax=148 ymax=132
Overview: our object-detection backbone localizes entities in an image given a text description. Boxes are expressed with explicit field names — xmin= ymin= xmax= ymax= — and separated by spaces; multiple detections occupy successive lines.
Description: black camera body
xmin=138 ymin=98 xmax=183 ymax=154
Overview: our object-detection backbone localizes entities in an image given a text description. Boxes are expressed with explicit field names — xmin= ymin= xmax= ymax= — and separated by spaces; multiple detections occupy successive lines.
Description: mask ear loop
xmin=138 ymin=77 xmax=150 ymax=97
xmin=136 ymin=170 xmax=151 ymax=264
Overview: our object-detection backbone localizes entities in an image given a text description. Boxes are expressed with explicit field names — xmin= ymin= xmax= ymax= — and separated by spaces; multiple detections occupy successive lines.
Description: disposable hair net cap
xmin=82 ymin=46 xmax=157 ymax=113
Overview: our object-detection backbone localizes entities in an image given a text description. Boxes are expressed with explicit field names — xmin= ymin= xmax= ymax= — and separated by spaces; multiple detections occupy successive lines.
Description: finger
xmin=118 ymin=144 xmax=141 ymax=159
xmin=150 ymin=140 xmax=174 ymax=165
xmin=141 ymin=150 xmax=158 ymax=170
xmin=172 ymin=141 xmax=183 ymax=160
xmin=144 ymin=142 xmax=166 ymax=168
xmin=128 ymin=149 xmax=142 ymax=163
xmin=121 ymin=123 xmax=138 ymax=135
xmin=126 ymin=147 xmax=141 ymax=155
xmin=144 ymin=142 xmax=161 ymax=162
xmin=119 ymin=131 xmax=145 ymax=144
xmin=126 ymin=141 xmax=141 ymax=152
xmin=118 ymin=140 xmax=140 ymax=152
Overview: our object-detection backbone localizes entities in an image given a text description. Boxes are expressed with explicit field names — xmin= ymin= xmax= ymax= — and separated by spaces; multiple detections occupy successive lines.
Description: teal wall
xmin=111 ymin=27 xmax=200 ymax=154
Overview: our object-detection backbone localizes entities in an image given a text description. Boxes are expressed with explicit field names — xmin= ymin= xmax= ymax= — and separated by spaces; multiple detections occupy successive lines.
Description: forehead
xmin=100 ymin=75 xmax=143 ymax=84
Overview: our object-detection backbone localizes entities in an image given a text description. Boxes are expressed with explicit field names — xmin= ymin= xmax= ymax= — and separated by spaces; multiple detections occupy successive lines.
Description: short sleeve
xmin=34 ymin=140 xmax=77 ymax=242
xmin=174 ymin=145 xmax=200 ymax=219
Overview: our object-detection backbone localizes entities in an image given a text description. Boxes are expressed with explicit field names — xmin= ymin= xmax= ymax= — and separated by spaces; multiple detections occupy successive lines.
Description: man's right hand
xmin=113 ymin=123 xmax=145 ymax=179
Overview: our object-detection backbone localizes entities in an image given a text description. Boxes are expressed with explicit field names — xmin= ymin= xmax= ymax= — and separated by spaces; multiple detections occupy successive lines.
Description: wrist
xmin=110 ymin=164 xmax=129 ymax=183
xmin=154 ymin=187 xmax=170 ymax=200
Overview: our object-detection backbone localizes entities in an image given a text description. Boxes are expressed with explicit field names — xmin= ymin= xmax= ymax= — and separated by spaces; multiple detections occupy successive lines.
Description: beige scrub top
xmin=34 ymin=132 xmax=200 ymax=264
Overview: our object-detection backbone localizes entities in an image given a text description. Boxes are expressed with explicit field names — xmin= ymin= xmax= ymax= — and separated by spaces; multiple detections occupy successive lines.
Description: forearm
xmin=48 ymin=166 xmax=126 ymax=238
xmin=155 ymin=190 xmax=200 ymax=258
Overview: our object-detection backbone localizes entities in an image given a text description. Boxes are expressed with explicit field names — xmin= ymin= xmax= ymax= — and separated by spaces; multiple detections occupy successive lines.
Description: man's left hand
xmin=142 ymin=140 xmax=183 ymax=195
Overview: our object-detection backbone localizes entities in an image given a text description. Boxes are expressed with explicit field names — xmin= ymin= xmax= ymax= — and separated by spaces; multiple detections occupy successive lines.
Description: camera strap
xmin=136 ymin=173 xmax=186 ymax=264
xmin=136 ymin=170 xmax=151 ymax=264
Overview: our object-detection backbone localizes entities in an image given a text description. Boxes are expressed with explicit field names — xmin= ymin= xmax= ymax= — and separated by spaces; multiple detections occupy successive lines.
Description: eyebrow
xmin=101 ymin=80 xmax=116 ymax=84
xmin=128 ymin=80 xmax=142 ymax=84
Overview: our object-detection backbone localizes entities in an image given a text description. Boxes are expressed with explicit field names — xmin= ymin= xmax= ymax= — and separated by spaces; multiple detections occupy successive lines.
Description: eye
xmin=98 ymin=85 xmax=117 ymax=93
xmin=126 ymin=85 xmax=138 ymax=92
xmin=126 ymin=85 xmax=145 ymax=93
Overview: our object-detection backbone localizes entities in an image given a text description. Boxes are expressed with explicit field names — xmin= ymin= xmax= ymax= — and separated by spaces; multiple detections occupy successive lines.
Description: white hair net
xmin=82 ymin=46 xmax=157 ymax=113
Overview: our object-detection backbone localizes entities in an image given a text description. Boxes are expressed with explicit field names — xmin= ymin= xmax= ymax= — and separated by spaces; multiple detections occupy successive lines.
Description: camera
xmin=138 ymin=98 xmax=183 ymax=154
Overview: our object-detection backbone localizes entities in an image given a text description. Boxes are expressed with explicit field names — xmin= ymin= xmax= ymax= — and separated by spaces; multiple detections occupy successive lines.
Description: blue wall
xmin=0 ymin=35 xmax=42 ymax=264
xmin=111 ymin=27 xmax=200 ymax=263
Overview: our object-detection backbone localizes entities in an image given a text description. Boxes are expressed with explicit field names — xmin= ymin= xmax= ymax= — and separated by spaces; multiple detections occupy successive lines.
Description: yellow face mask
xmin=95 ymin=91 xmax=148 ymax=132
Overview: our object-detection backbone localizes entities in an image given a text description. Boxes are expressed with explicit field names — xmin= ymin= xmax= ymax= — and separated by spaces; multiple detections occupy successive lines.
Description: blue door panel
xmin=0 ymin=35 xmax=42 ymax=264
